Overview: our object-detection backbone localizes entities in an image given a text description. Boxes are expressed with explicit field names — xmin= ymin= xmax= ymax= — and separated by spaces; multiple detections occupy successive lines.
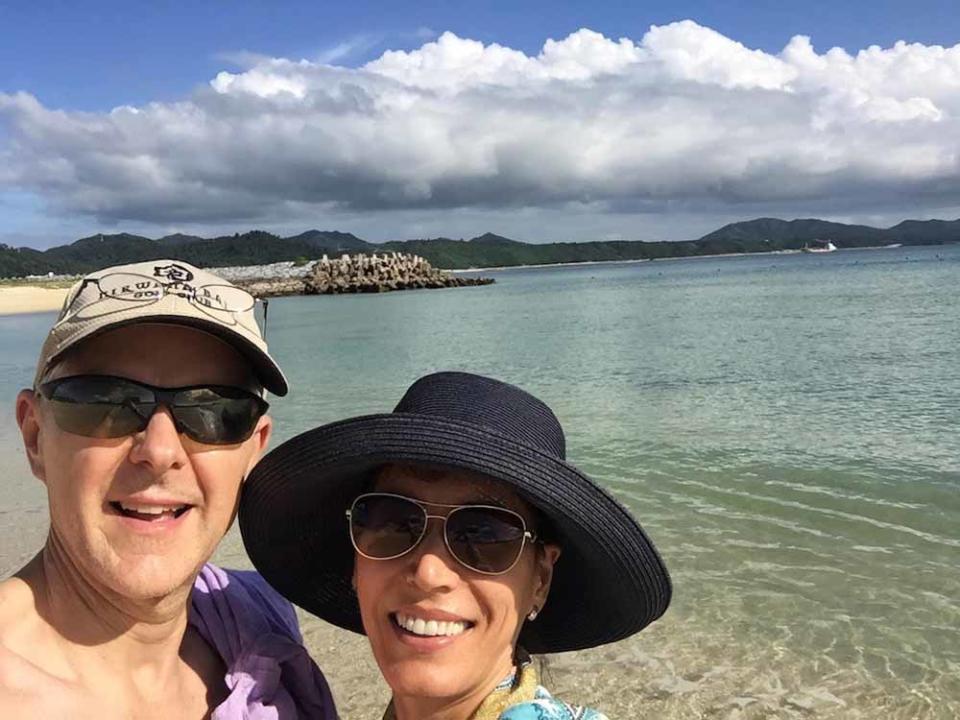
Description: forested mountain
xmin=285 ymin=230 xmax=371 ymax=252
xmin=699 ymin=218 xmax=892 ymax=247
xmin=1 ymin=218 xmax=956 ymax=277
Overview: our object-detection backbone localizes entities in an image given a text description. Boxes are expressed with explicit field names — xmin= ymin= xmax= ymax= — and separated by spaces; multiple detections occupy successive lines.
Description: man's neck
xmin=23 ymin=538 xmax=198 ymax=691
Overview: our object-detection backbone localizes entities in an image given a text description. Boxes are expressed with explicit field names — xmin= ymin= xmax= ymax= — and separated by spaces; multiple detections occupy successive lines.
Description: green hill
xmin=0 ymin=245 xmax=63 ymax=277
xmin=157 ymin=233 xmax=206 ymax=246
xmin=41 ymin=233 xmax=167 ymax=273
xmin=887 ymin=219 xmax=960 ymax=244
xmin=285 ymin=230 xmax=372 ymax=253
xmin=1 ymin=218 xmax=956 ymax=278
xmin=698 ymin=218 xmax=894 ymax=249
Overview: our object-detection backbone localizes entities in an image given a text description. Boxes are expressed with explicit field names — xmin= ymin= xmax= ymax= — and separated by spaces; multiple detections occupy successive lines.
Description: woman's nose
xmin=408 ymin=520 xmax=462 ymax=592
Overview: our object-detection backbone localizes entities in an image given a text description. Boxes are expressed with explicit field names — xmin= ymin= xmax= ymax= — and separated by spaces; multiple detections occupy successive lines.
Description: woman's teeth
xmin=395 ymin=613 xmax=468 ymax=637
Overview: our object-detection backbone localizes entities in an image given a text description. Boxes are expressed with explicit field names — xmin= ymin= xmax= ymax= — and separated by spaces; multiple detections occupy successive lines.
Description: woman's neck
xmin=390 ymin=658 xmax=519 ymax=720
xmin=392 ymin=694 xmax=482 ymax=720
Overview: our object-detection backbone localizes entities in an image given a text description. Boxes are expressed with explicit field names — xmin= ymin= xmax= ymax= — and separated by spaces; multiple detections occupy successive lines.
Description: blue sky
xmin=2 ymin=0 xmax=960 ymax=248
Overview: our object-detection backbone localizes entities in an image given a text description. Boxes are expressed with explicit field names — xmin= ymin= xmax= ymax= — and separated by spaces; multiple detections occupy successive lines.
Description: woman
xmin=240 ymin=372 xmax=672 ymax=719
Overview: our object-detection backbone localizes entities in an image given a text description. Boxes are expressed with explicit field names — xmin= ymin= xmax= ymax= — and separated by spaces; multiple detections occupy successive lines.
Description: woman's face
xmin=353 ymin=464 xmax=560 ymax=707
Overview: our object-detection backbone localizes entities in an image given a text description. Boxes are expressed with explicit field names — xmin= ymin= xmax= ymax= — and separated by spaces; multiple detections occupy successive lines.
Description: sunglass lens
xmin=48 ymin=401 xmax=146 ymax=438
xmin=43 ymin=377 xmax=152 ymax=438
xmin=446 ymin=507 xmax=527 ymax=573
xmin=351 ymin=495 xmax=426 ymax=559
xmin=173 ymin=387 xmax=264 ymax=444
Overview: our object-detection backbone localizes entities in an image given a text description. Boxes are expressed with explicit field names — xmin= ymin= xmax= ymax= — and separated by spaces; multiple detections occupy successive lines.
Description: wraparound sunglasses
xmin=36 ymin=374 xmax=268 ymax=445
xmin=346 ymin=492 xmax=539 ymax=575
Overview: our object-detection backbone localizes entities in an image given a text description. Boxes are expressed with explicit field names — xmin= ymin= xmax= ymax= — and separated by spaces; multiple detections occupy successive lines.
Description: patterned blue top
xmin=498 ymin=685 xmax=610 ymax=719
xmin=491 ymin=667 xmax=610 ymax=720
xmin=381 ymin=657 xmax=610 ymax=720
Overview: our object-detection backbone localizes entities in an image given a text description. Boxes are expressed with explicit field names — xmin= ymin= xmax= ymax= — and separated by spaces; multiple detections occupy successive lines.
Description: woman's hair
xmin=529 ymin=504 xmax=560 ymax=548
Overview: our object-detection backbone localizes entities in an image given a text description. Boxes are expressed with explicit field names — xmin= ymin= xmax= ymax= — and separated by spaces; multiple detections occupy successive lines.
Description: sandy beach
xmin=0 ymin=286 xmax=69 ymax=316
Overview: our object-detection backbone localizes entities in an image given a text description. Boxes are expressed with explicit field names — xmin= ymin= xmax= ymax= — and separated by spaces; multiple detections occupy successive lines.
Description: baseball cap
xmin=33 ymin=260 xmax=288 ymax=396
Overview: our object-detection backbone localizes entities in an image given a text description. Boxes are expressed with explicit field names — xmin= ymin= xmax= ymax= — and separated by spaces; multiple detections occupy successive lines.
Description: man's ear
xmin=16 ymin=389 xmax=47 ymax=483
xmin=243 ymin=413 xmax=273 ymax=478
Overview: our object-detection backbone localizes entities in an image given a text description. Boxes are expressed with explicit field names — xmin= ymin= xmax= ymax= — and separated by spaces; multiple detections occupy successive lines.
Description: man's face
xmin=18 ymin=323 xmax=272 ymax=601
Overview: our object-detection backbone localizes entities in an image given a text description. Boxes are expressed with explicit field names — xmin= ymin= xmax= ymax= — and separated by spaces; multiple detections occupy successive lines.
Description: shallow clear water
xmin=2 ymin=245 xmax=958 ymax=717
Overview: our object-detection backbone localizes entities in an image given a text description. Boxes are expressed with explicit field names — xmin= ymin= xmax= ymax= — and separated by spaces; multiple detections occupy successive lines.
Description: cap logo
xmin=153 ymin=263 xmax=194 ymax=283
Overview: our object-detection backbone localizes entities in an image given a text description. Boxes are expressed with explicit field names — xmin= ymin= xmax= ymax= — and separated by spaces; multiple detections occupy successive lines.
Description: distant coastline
xmin=0 ymin=242 xmax=940 ymax=316
xmin=451 ymin=257 xmax=653 ymax=273
xmin=449 ymin=243 xmax=918 ymax=273
xmin=3 ymin=217 xmax=958 ymax=279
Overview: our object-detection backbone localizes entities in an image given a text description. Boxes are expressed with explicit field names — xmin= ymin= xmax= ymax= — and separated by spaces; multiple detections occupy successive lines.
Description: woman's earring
xmin=527 ymin=606 xmax=539 ymax=621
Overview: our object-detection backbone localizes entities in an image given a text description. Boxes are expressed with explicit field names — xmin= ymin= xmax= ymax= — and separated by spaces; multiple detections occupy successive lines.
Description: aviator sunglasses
xmin=346 ymin=492 xmax=539 ymax=575
xmin=37 ymin=374 xmax=269 ymax=445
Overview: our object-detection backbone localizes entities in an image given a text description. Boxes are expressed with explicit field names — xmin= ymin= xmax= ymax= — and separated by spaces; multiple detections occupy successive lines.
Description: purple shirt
xmin=189 ymin=564 xmax=338 ymax=719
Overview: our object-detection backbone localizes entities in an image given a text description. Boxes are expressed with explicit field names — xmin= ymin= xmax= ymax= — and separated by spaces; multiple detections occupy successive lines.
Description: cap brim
xmin=240 ymin=414 xmax=671 ymax=653
xmin=44 ymin=308 xmax=288 ymax=396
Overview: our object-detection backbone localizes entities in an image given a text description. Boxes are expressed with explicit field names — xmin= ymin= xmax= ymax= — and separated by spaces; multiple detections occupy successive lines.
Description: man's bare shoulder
xmin=0 ymin=566 xmax=67 ymax=696
xmin=0 ymin=568 xmax=47 ymax=641
xmin=0 ymin=573 xmax=39 ymax=639
xmin=0 ymin=573 xmax=77 ymax=714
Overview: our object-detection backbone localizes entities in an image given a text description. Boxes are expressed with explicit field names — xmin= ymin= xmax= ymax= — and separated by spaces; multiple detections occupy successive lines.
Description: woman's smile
xmin=392 ymin=611 xmax=473 ymax=638
xmin=389 ymin=611 xmax=475 ymax=652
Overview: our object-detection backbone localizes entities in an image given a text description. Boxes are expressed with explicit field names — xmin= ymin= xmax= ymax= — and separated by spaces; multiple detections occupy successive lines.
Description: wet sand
xmin=0 ymin=286 xmax=69 ymax=315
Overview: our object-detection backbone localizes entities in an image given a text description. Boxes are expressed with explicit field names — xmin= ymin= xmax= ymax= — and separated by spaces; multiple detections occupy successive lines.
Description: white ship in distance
xmin=801 ymin=239 xmax=837 ymax=253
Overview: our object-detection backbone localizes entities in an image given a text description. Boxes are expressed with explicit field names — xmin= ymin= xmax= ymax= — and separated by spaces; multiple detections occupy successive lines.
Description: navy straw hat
xmin=239 ymin=371 xmax=671 ymax=653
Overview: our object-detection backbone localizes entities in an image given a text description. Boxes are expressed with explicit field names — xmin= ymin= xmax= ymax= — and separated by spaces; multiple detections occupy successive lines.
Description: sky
xmin=2 ymin=0 xmax=960 ymax=248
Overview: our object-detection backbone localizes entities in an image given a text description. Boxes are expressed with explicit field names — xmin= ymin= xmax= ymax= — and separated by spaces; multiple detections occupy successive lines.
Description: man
xmin=0 ymin=260 xmax=336 ymax=718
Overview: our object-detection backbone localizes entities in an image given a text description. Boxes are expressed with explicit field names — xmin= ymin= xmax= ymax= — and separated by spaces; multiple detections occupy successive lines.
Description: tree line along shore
xmin=2 ymin=217 xmax=958 ymax=279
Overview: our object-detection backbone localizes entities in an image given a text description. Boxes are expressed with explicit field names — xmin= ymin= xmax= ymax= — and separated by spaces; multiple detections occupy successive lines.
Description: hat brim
xmin=239 ymin=413 xmax=671 ymax=653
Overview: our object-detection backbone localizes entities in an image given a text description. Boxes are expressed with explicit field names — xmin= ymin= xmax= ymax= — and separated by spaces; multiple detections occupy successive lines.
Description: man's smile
xmin=109 ymin=501 xmax=193 ymax=521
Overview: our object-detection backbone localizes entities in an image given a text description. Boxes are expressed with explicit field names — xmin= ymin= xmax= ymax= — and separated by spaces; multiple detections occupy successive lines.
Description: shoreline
xmin=0 ymin=286 xmax=69 ymax=316
xmin=447 ymin=250 xmax=801 ymax=273
xmin=0 ymin=243 xmax=925 ymax=316
xmin=447 ymin=243 xmax=917 ymax=273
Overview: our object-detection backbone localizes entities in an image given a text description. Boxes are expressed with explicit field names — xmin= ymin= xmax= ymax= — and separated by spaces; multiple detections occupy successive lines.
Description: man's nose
xmin=126 ymin=406 xmax=188 ymax=472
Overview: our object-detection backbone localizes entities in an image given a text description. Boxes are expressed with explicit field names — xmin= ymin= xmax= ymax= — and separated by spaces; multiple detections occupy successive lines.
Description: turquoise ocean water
xmin=1 ymin=245 xmax=958 ymax=717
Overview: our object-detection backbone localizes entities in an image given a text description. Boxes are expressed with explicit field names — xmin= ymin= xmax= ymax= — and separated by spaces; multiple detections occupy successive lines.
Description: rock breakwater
xmin=233 ymin=253 xmax=493 ymax=297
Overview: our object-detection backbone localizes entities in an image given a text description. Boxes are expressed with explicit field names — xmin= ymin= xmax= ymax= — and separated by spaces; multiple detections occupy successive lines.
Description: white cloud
xmin=315 ymin=34 xmax=381 ymax=65
xmin=1 ymin=21 xmax=959 ymax=238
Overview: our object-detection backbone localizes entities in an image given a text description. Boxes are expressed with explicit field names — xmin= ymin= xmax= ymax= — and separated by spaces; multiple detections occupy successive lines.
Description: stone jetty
xmin=233 ymin=252 xmax=493 ymax=298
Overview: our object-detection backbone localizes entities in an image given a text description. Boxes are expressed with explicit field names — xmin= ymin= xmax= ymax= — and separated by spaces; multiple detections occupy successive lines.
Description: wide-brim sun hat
xmin=240 ymin=371 xmax=671 ymax=653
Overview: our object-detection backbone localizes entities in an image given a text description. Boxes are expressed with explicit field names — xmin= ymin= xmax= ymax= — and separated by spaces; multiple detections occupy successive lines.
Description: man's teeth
xmin=117 ymin=503 xmax=187 ymax=517
xmin=395 ymin=613 xmax=468 ymax=637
